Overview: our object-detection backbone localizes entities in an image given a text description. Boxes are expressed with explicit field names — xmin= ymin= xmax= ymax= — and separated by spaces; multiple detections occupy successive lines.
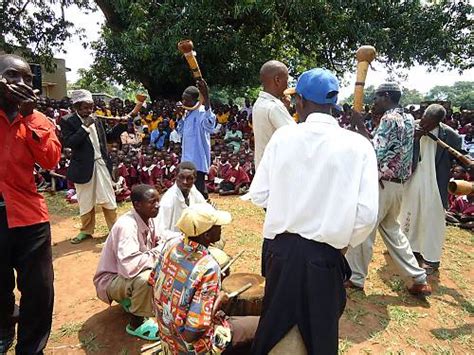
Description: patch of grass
xmin=338 ymin=338 xmax=352 ymax=354
xmin=79 ymin=331 xmax=102 ymax=352
xmin=44 ymin=193 xmax=79 ymax=217
xmin=425 ymin=343 xmax=455 ymax=354
xmin=388 ymin=278 xmax=404 ymax=292
xmin=406 ymin=336 xmax=424 ymax=350
xmin=388 ymin=306 xmax=426 ymax=328
xmin=50 ymin=321 xmax=83 ymax=342
xmin=345 ymin=307 xmax=369 ymax=325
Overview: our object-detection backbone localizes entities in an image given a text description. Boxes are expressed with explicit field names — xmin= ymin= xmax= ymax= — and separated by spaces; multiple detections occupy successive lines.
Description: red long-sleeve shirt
xmin=0 ymin=109 xmax=62 ymax=228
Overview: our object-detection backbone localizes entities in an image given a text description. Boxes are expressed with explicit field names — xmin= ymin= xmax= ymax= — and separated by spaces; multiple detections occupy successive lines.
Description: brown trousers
xmin=80 ymin=207 xmax=117 ymax=235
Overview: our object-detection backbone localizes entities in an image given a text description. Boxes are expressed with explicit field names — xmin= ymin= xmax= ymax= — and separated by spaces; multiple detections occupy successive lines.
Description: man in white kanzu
xmin=249 ymin=68 xmax=379 ymax=354
xmin=252 ymin=60 xmax=295 ymax=169
xmin=60 ymin=90 xmax=120 ymax=244
xmin=400 ymin=104 xmax=462 ymax=274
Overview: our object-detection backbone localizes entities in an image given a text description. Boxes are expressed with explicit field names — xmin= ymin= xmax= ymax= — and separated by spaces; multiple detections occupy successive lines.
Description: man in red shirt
xmin=0 ymin=54 xmax=61 ymax=354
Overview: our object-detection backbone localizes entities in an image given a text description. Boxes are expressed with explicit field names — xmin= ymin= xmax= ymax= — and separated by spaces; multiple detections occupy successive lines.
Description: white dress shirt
xmin=249 ymin=112 xmax=379 ymax=249
xmin=252 ymin=91 xmax=296 ymax=168
xmin=154 ymin=183 xmax=206 ymax=241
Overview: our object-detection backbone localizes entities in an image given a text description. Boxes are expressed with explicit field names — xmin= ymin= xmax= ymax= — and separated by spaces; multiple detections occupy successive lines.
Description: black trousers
xmin=195 ymin=171 xmax=209 ymax=200
xmin=252 ymin=233 xmax=351 ymax=355
xmin=0 ymin=206 xmax=54 ymax=355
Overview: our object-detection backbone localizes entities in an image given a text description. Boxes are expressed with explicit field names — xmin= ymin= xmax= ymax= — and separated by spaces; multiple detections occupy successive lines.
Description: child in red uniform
xmin=161 ymin=156 xmax=177 ymax=191
xmin=219 ymin=155 xmax=250 ymax=195
xmin=139 ymin=156 xmax=161 ymax=185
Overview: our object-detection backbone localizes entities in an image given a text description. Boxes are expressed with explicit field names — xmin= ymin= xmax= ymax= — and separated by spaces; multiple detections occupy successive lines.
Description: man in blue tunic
xmin=177 ymin=79 xmax=216 ymax=199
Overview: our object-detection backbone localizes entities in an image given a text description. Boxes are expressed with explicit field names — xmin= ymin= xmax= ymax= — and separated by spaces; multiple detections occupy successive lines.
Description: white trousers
xmin=346 ymin=181 xmax=427 ymax=287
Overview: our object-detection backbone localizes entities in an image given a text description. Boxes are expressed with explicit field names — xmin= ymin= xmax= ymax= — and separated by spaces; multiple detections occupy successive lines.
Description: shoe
xmin=420 ymin=262 xmax=439 ymax=276
xmin=407 ymin=283 xmax=432 ymax=297
xmin=343 ymin=280 xmax=364 ymax=291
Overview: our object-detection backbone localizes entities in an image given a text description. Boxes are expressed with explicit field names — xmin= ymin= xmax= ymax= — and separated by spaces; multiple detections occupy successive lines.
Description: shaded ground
xmin=9 ymin=194 xmax=473 ymax=354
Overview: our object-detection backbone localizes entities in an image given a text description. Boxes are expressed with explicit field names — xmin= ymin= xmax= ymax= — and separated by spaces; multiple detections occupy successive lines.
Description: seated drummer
xmin=152 ymin=203 xmax=259 ymax=354
xmin=155 ymin=161 xmax=206 ymax=241
xmin=93 ymin=184 xmax=161 ymax=341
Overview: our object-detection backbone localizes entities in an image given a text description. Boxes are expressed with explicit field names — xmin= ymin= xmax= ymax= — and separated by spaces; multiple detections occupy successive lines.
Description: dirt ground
xmin=8 ymin=194 xmax=473 ymax=354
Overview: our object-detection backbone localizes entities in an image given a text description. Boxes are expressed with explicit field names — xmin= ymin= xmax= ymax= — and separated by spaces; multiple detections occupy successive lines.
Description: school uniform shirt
xmin=140 ymin=165 xmax=161 ymax=185
xmin=0 ymin=109 xmax=61 ymax=227
xmin=169 ymin=129 xmax=181 ymax=143
xmin=249 ymin=112 xmax=379 ymax=249
xmin=223 ymin=164 xmax=250 ymax=186
xmin=252 ymin=91 xmax=296 ymax=168
xmin=93 ymin=209 xmax=160 ymax=303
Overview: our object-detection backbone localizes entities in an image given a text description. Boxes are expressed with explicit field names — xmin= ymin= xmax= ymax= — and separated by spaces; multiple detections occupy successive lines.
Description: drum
xmin=222 ymin=273 xmax=265 ymax=316
xmin=209 ymin=246 xmax=231 ymax=270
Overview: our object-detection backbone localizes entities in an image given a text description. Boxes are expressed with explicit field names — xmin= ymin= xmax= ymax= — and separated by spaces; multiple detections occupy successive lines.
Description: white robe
xmin=74 ymin=123 xmax=116 ymax=216
xmin=400 ymin=127 xmax=445 ymax=263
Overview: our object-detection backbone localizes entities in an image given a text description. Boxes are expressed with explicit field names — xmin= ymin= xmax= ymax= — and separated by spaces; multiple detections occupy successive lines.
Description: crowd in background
xmin=34 ymin=95 xmax=473 ymax=220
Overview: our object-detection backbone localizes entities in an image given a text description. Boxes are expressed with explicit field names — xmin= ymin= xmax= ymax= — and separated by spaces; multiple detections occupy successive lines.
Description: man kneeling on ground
xmin=152 ymin=203 xmax=259 ymax=354
xmin=93 ymin=184 xmax=161 ymax=341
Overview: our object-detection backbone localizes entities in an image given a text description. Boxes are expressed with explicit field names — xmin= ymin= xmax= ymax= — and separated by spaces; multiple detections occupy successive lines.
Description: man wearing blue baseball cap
xmin=248 ymin=68 xmax=379 ymax=354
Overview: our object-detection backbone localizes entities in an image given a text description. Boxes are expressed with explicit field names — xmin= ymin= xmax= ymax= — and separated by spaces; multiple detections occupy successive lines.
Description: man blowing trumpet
xmin=0 ymin=54 xmax=61 ymax=354
xmin=60 ymin=89 xmax=126 ymax=244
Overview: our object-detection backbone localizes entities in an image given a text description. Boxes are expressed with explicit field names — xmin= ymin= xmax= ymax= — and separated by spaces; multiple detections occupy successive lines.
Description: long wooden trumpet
xmin=448 ymin=180 xmax=474 ymax=195
xmin=353 ymin=46 xmax=376 ymax=113
xmin=94 ymin=93 xmax=147 ymax=122
xmin=424 ymin=130 xmax=474 ymax=167
xmin=178 ymin=39 xmax=202 ymax=80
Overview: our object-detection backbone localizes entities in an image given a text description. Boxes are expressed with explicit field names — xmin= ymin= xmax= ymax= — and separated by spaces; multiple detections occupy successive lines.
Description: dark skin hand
xmin=350 ymin=110 xmax=371 ymax=139
xmin=196 ymin=79 xmax=210 ymax=110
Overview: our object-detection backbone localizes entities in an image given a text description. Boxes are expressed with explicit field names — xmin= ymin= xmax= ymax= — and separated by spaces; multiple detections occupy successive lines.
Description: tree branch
xmin=95 ymin=0 xmax=124 ymax=32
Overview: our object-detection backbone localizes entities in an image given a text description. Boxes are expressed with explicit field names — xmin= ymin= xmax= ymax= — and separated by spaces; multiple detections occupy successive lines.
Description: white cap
xmin=71 ymin=89 xmax=93 ymax=104
xmin=176 ymin=203 xmax=232 ymax=237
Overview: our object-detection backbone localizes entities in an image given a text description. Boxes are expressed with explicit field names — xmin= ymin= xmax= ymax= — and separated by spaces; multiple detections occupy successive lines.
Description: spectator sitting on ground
xmin=152 ymin=203 xmax=259 ymax=354
xmin=93 ymin=184 xmax=161 ymax=341
xmin=154 ymin=161 xmax=206 ymax=241
xmin=219 ymin=154 xmax=250 ymax=196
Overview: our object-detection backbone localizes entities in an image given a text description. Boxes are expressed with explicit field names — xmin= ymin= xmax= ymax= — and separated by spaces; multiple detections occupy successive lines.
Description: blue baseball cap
xmin=284 ymin=68 xmax=339 ymax=105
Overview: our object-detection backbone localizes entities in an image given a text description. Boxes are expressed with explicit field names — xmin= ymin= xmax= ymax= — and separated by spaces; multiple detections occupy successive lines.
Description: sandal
xmin=70 ymin=232 xmax=92 ymax=244
xmin=0 ymin=326 xmax=15 ymax=354
xmin=126 ymin=319 xmax=160 ymax=341
xmin=119 ymin=298 xmax=131 ymax=313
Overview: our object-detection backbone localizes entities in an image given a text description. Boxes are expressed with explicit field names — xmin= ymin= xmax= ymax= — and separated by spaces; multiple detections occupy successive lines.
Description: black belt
xmin=380 ymin=177 xmax=405 ymax=184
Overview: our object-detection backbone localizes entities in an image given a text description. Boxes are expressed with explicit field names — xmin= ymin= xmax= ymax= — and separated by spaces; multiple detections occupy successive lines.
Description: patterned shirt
xmin=372 ymin=107 xmax=414 ymax=181
xmin=153 ymin=238 xmax=228 ymax=354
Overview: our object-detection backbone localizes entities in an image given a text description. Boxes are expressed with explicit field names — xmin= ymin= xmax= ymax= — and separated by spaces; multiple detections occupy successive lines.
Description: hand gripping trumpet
xmin=94 ymin=93 xmax=147 ymax=122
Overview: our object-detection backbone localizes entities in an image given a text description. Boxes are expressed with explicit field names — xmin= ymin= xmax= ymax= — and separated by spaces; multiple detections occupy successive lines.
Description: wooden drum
xmin=222 ymin=273 xmax=265 ymax=316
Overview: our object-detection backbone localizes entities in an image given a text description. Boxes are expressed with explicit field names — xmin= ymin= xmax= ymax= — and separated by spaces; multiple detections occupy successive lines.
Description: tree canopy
xmin=426 ymin=81 xmax=474 ymax=109
xmin=91 ymin=0 xmax=473 ymax=99
xmin=0 ymin=0 xmax=93 ymax=70
xmin=1 ymin=1 xmax=472 ymax=100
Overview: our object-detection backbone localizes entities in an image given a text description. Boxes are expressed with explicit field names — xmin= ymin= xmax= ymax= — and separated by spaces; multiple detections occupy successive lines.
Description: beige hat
xmin=176 ymin=203 xmax=232 ymax=237
xmin=71 ymin=89 xmax=93 ymax=104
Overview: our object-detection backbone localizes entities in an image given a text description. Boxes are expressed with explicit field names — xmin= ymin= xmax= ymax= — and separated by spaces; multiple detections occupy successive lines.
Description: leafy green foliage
xmin=0 ymin=0 xmax=94 ymax=70
xmin=343 ymin=82 xmax=473 ymax=109
xmin=426 ymin=81 xmax=474 ymax=109
xmin=91 ymin=0 xmax=473 ymax=99
xmin=68 ymin=68 xmax=145 ymax=100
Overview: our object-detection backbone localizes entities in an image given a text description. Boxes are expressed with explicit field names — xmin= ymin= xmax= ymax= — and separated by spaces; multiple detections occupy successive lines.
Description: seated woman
xmin=219 ymin=155 xmax=250 ymax=196
xmin=152 ymin=203 xmax=259 ymax=354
